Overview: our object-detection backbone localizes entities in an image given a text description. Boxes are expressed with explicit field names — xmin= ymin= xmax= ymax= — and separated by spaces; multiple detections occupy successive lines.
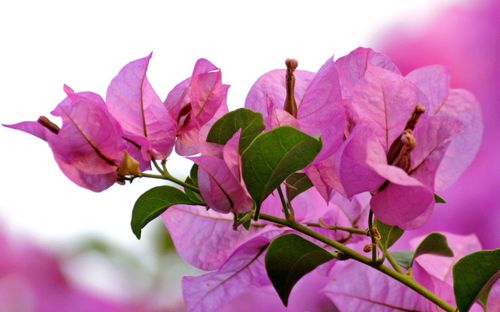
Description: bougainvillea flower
xmin=190 ymin=131 xmax=253 ymax=214
xmin=4 ymin=86 xmax=139 ymax=192
xmin=245 ymin=57 xmax=345 ymax=162
xmin=332 ymin=62 xmax=480 ymax=228
xmin=297 ymin=47 xmax=401 ymax=201
xmin=325 ymin=233 xmax=486 ymax=311
xmin=378 ymin=0 xmax=498 ymax=249
xmin=106 ymin=54 xmax=176 ymax=164
xmin=164 ymin=58 xmax=230 ymax=155
xmin=162 ymin=186 xmax=366 ymax=311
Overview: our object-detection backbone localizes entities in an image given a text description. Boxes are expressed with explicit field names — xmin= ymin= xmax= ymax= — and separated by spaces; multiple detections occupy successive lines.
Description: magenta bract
xmin=106 ymin=54 xmax=176 ymax=163
xmin=5 ymin=86 xmax=134 ymax=192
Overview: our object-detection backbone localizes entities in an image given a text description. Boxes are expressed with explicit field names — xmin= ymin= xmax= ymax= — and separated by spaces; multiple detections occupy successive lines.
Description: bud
xmin=284 ymin=58 xmax=298 ymax=118
xmin=37 ymin=116 xmax=60 ymax=134
xmin=363 ymin=244 xmax=373 ymax=253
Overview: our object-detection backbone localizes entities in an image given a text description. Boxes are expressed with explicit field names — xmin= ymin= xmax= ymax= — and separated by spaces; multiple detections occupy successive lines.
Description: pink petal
xmin=162 ymin=205 xmax=273 ymax=270
xmin=487 ymin=280 xmax=500 ymax=312
xmin=222 ymin=131 xmax=242 ymax=180
xmin=54 ymin=156 xmax=117 ymax=192
xmin=50 ymin=90 xmax=125 ymax=174
xmin=182 ymin=232 xmax=278 ymax=312
xmin=220 ymin=268 xmax=336 ymax=312
xmin=351 ymin=65 xmax=421 ymax=151
xmin=3 ymin=121 xmax=50 ymax=141
xmin=406 ymin=65 xmax=450 ymax=112
xmin=330 ymin=192 xmax=371 ymax=228
xmin=325 ymin=260 xmax=435 ymax=311
xmin=410 ymin=114 xmax=462 ymax=188
xmin=270 ymin=109 xmax=300 ymax=129
xmin=336 ymin=125 xmax=387 ymax=197
xmin=191 ymin=156 xmax=253 ymax=214
xmin=371 ymin=182 xmax=435 ymax=229
xmin=4 ymin=118 xmax=120 ymax=192
xmin=106 ymin=54 xmax=176 ymax=159
xmin=433 ymin=89 xmax=483 ymax=191
xmin=298 ymin=57 xmax=345 ymax=161
xmin=305 ymin=159 xmax=336 ymax=202
xmin=410 ymin=233 xmax=483 ymax=310
xmin=190 ymin=59 xmax=230 ymax=128
xmin=410 ymin=232 xmax=482 ymax=284
xmin=244 ymin=69 xmax=314 ymax=126
xmin=336 ymin=47 xmax=401 ymax=99
xmin=164 ymin=78 xmax=191 ymax=124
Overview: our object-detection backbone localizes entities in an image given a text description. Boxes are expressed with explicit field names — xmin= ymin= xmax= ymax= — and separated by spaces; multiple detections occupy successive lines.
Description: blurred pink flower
xmin=378 ymin=0 xmax=500 ymax=248
xmin=0 ymin=229 xmax=135 ymax=312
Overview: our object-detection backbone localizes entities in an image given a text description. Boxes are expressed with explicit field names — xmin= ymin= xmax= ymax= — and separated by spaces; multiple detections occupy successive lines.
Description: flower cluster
xmin=6 ymin=48 xmax=497 ymax=312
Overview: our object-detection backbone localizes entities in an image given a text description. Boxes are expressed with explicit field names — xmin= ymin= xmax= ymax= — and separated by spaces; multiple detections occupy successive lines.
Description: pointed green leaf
xmin=131 ymin=186 xmax=198 ymax=239
xmin=375 ymin=219 xmax=404 ymax=250
xmin=413 ymin=232 xmax=454 ymax=260
xmin=206 ymin=108 xmax=265 ymax=152
xmin=453 ymin=249 xmax=500 ymax=312
xmin=435 ymin=193 xmax=446 ymax=204
xmin=242 ymin=126 xmax=322 ymax=217
xmin=390 ymin=251 xmax=415 ymax=269
xmin=265 ymin=234 xmax=334 ymax=306
xmin=285 ymin=173 xmax=313 ymax=202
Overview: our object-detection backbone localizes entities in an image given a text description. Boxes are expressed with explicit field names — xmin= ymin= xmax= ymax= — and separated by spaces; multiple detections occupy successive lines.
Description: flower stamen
xmin=37 ymin=116 xmax=60 ymax=134
xmin=284 ymin=58 xmax=298 ymax=118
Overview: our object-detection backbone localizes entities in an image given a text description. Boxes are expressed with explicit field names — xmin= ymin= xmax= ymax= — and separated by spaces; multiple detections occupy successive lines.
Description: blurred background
xmin=0 ymin=0 xmax=497 ymax=310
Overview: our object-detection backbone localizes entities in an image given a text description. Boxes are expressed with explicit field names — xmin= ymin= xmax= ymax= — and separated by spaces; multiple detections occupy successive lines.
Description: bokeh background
xmin=0 ymin=0 xmax=497 ymax=310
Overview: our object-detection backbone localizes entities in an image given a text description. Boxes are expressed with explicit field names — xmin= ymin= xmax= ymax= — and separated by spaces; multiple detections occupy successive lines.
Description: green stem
xmin=305 ymin=222 xmax=368 ymax=236
xmin=368 ymin=210 xmax=377 ymax=264
xmin=153 ymin=160 xmax=166 ymax=175
xmin=139 ymin=172 xmax=200 ymax=193
xmin=258 ymin=213 xmax=456 ymax=312
xmin=276 ymin=186 xmax=292 ymax=221
xmin=384 ymin=248 xmax=404 ymax=274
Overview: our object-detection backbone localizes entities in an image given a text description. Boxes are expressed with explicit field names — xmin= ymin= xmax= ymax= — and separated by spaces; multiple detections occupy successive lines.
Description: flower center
xmin=386 ymin=105 xmax=425 ymax=172
xmin=37 ymin=116 xmax=60 ymax=134
xmin=284 ymin=58 xmax=298 ymax=118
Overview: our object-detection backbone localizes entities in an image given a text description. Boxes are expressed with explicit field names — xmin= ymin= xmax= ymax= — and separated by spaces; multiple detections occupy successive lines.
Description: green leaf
xmin=390 ymin=251 xmax=415 ymax=269
xmin=242 ymin=126 xmax=322 ymax=217
xmin=184 ymin=164 xmax=203 ymax=204
xmin=131 ymin=186 xmax=198 ymax=239
xmin=413 ymin=232 xmax=454 ymax=260
xmin=435 ymin=193 xmax=446 ymax=204
xmin=285 ymin=173 xmax=313 ymax=202
xmin=206 ymin=108 xmax=265 ymax=152
xmin=453 ymin=249 xmax=500 ymax=312
xmin=265 ymin=234 xmax=334 ymax=306
xmin=188 ymin=164 xmax=199 ymax=186
xmin=375 ymin=219 xmax=404 ymax=250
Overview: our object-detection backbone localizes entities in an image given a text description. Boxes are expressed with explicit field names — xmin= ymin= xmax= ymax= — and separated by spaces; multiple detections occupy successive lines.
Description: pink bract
xmin=106 ymin=54 xmax=176 ymax=163
xmin=4 ymin=86 xmax=134 ymax=192
xmin=165 ymin=58 xmax=230 ymax=156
